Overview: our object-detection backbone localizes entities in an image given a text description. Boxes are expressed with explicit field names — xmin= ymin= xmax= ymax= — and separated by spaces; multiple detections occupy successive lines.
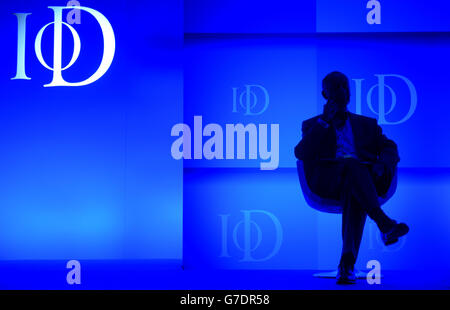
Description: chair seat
xmin=297 ymin=160 xmax=397 ymax=214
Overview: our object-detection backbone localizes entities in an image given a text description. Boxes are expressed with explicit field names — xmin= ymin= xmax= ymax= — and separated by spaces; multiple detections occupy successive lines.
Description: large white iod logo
xmin=12 ymin=6 xmax=115 ymax=87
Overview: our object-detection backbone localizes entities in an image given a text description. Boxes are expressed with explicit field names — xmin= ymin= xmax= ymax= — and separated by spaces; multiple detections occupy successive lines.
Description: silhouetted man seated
xmin=295 ymin=71 xmax=409 ymax=284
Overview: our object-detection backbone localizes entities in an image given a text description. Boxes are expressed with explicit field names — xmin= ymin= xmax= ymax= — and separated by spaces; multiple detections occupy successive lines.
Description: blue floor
xmin=0 ymin=260 xmax=448 ymax=290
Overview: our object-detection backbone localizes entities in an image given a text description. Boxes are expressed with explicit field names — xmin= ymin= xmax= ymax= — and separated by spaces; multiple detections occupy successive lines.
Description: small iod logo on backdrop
xmin=353 ymin=74 xmax=417 ymax=125
xmin=232 ymin=85 xmax=270 ymax=116
xmin=219 ymin=210 xmax=283 ymax=262
xmin=11 ymin=4 xmax=115 ymax=87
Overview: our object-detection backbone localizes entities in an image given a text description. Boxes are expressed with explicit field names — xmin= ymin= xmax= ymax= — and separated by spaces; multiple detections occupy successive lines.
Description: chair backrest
xmin=296 ymin=160 xmax=397 ymax=214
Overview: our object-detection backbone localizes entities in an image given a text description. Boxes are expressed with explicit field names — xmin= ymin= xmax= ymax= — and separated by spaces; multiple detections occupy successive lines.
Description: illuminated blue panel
xmin=317 ymin=0 xmax=450 ymax=32
xmin=183 ymin=168 xmax=450 ymax=271
xmin=184 ymin=36 xmax=318 ymax=169
xmin=317 ymin=33 xmax=450 ymax=168
xmin=186 ymin=1 xmax=450 ymax=34
xmin=185 ymin=33 xmax=450 ymax=168
xmin=0 ymin=0 xmax=182 ymax=259
xmin=183 ymin=168 xmax=320 ymax=269
xmin=185 ymin=0 xmax=316 ymax=33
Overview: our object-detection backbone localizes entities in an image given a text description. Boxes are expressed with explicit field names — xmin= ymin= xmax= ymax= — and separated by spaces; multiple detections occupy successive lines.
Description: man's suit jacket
xmin=294 ymin=112 xmax=400 ymax=196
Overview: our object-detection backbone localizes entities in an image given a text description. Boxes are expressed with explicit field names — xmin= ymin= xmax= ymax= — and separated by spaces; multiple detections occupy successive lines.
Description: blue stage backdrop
xmin=0 ymin=0 xmax=449 ymax=286
xmin=0 ymin=0 xmax=182 ymax=260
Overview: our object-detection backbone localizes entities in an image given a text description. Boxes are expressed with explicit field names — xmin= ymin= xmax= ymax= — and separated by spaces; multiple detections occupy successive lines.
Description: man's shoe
xmin=336 ymin=265 xmax=356 ymax=285
xmin=381 ymin=222 xmax=409 ymax=246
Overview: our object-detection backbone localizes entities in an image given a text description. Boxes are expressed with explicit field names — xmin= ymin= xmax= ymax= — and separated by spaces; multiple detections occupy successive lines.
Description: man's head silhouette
xmin=322 ymin=71 xmax=350 ymax=109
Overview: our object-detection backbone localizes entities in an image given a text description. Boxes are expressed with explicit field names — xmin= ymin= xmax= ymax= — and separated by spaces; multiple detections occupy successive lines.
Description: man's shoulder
xmin=301 ymin=112 xmax=379 ymax=128
xmin=302 ymin=115 xmax=322 ymax=127
xmin=349 ymin=112 xmax=378 ymax=126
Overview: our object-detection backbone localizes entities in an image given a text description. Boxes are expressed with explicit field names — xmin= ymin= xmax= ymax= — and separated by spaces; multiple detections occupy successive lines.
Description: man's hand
xmin=372 ymin=162 xmax=386 ymax=177
xmin=322 ymin=100 xmax=348 ymax=129
xmin=321 ymin=100 xmax=339 ymax=124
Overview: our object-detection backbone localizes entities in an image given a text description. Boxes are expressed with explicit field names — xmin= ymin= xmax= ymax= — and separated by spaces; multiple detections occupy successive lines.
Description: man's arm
xmin=374 ymin=121 xmax=400 ymax=167
xmin=367 ymin=120 xmax=400 ymax=183
xmin=294 ymin=118 xmax=333 ymax=160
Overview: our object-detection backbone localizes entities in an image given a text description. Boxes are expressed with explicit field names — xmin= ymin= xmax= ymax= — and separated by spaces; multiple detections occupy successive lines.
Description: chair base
xmin=313 ymin=270 xmax=379 ymax=279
